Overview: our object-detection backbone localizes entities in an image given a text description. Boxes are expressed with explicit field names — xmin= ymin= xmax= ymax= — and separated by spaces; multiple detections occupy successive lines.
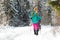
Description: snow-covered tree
xmin=49 ymin=0 xmax=60 ymax=25
xmin=3 ymin=0 xmax=30 ymax=27
xmin=0 ymin=0 xmax=8 ymax=25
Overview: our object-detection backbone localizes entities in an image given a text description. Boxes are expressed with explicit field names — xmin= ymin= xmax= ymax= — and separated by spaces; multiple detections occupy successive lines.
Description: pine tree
xmin=4 ymin=0 xmax=30 ymax=27
xmin=0 ymin=0 xmax=7 ymax=25
xmin=49 ymin=0 xmax=60 ymax=25
xmin=49 ymin=0 xmax=60 ymax=12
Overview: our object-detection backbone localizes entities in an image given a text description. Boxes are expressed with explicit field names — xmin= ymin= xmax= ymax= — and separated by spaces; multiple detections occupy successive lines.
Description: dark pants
xmin=34 ymin=30 xmax=39 ymax=35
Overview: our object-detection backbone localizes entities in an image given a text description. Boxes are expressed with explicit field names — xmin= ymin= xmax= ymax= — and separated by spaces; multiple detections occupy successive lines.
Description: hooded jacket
xmin=30 ymin=11 xmax=42 ymax=23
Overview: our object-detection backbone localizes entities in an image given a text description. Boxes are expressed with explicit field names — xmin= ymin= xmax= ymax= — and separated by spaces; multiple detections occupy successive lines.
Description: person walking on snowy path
xmin=30 ymin=6 xmax=42 ymax=35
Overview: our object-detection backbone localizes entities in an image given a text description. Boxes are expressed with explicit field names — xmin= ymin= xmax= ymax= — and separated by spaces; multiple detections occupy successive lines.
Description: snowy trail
xmin=0 ymin=25 xmax=60 ymax=40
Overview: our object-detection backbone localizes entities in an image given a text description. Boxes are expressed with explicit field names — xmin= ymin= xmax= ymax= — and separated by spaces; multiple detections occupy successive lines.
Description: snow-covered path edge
xmin=0 ymin=25 xmax=60 ymax=40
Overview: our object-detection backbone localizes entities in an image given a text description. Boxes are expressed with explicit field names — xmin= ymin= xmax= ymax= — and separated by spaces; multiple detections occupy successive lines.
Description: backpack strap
xmin=32 ymin=12 xmax=34 ymax=16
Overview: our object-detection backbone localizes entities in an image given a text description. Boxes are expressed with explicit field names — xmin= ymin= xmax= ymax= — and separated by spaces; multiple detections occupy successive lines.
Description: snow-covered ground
xmin=0 ymin=25 xmax=60 ymax=40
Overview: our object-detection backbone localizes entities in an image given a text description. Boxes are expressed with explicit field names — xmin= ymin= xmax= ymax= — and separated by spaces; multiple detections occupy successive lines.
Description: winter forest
xmin=0 ymin=0 xmax=60 ymax=26
xmin=0 ymin=0 xmax=60 ymax=40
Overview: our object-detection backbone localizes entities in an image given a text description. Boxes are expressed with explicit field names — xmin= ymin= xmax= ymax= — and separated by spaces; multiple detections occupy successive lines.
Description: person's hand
xmin=31 ymin=18 xmax=32 ymax=19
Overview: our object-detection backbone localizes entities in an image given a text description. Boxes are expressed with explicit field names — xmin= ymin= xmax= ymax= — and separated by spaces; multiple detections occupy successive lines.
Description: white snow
xmin=0 ymin=25 xmax=60 ymax=40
